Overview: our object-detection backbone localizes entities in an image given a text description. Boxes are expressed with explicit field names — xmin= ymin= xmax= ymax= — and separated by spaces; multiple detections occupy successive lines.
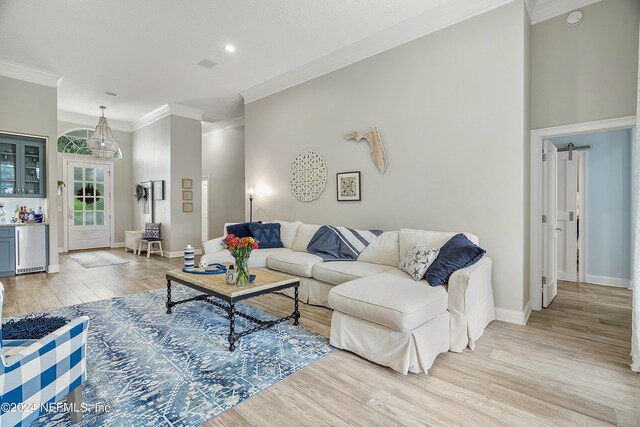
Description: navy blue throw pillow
xmin=424 ymin=234 xmax=486 ymax=287
xmin=249 ymin=222 xmax=284 ymax=249
xmin=226 ymin=221 xmax=261 ymax=238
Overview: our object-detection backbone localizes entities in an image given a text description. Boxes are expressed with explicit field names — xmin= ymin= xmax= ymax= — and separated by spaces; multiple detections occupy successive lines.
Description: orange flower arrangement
xmin=223 ymin=234 xmax=259 ymax=286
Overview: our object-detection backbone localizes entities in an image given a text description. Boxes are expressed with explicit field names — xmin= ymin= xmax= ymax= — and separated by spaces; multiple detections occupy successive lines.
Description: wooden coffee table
xmin=165 ymin=266 xmax=300 ymax=351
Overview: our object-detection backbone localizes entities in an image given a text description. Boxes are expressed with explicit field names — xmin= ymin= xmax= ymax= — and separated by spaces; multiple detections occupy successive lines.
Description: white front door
xmin=542 ymin=140 xmax=559 ymax=307
xmin=556 ymin=151 xmax=578 ymax=282
xmin=202 ymin=177 xmax=209 ymax=242
xmin=67 ymin=160 xmax=111 ymax=250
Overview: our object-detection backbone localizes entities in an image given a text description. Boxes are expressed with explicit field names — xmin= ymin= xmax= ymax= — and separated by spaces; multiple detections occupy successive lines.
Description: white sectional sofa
xmin=202 ymin=220 xmax=495 ymax=374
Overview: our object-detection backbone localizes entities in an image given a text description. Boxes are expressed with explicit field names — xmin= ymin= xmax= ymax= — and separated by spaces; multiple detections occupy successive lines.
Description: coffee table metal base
xmin=165 ymin=279 xmax=300 ymax=351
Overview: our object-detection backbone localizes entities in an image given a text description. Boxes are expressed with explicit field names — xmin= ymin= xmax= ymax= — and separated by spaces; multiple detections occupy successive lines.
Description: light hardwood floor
xmin=2 ymin=249 xmax=638 ymax=426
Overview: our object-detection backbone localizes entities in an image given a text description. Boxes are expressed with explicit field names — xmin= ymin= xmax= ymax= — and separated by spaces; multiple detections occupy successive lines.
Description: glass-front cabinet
xmin=0 ymin=133 xmax=46 ymax=198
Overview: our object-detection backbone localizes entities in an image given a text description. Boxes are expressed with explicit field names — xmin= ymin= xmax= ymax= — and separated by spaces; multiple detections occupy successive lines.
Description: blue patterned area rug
xmin=27 ymin=286 xmax=333 ymax=426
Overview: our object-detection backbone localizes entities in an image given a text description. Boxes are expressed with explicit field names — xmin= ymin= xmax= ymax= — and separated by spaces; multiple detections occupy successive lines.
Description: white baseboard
xmin=58 ymin=247 xmax=66 ymax=253
xmin=111 ymin=242 xmax=125 ymax=248
xmin=495 ymin=302 xmax=531 ymax=326
xmin=585 ymin=274 xmax=631 ymax=289
xmin=164 ymin=249 xmax=203 ymax=258
xmin=48 ymin=264 xmax=60 ymax=273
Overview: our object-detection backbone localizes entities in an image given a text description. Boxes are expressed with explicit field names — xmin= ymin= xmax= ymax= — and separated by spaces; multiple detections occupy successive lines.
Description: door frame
xmin=529 ymin=115 xmax=636 ymax=311
xmin=202 ymin=176 xmax=209 ymax=243
xmin=577 ymin=152 xmax=587 ymax=283
xmin=60 ymin=153 xmax=115 ymax=252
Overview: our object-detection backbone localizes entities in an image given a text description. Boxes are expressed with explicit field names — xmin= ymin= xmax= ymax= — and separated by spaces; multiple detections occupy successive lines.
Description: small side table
xmin=125 ymin=230 xmax=144 ymax=254
xmin=137 ymin=238 xmax=164 ymax=258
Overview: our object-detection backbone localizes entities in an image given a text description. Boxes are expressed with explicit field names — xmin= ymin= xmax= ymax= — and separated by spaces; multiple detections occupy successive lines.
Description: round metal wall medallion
xmin=289 ymin=150 xmax=327 ymax=202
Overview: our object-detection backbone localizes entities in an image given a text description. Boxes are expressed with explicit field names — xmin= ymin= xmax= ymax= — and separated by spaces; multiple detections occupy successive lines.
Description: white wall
xmin=132 ymin=114 xmax=202 ymax=254
xmin=202 ymin=125 xmax=245 ymax=238
xmin=245 ymin=1 xmax=530 ymax=312
xmin=551 ymin=129 xmax=634 ymax=285
xmin=132 ymin=116 xmax=171 ymax=245
xmin=56 ymin=121 xmax=133 ymax=247
xmin=169 ymin=115 xmax=202 ymax=252
xmin=531 ymin=0 xmax=640 ymax=129
xmin=0 ymin=75 xmax=59 ymax=269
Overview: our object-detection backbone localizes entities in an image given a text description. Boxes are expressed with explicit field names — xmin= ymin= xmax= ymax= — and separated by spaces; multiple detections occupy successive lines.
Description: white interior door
xmin=67 ymin=160 xmax=112 ymax=250
xmin=542 ymin=140 xmax=559 ymax=307
xmin=202 ymin=177 xmax=209 ymax=242
xmin=556 ymin=151 xmax=578 ymax=282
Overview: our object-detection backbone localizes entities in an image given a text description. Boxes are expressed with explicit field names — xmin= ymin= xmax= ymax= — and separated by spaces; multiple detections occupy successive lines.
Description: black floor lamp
xmin=248 ymin=189 xmax=255 ymax=222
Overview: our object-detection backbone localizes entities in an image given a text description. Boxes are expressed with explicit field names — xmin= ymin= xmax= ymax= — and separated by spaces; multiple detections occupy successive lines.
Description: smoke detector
xmin=566 ymin=10 xmax=583 ymax=26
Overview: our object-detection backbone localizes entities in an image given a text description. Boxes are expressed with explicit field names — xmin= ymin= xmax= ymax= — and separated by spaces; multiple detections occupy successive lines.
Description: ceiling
xmin=0 ymin=0 xmax=599 ymax=127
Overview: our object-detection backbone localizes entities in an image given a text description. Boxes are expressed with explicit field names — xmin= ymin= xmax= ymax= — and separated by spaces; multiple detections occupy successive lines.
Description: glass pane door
xmin=73 ymin=166 xmax=106 ymax=227
xmin=0 ymin=142 xmax=17 ymax=195
xmin=22 ymin=144 xmax=42 ymax=195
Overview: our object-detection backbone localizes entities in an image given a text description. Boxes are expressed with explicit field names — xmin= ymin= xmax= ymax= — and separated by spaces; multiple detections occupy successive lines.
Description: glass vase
xmin=235 ymin=254 xmax=250 ymax=287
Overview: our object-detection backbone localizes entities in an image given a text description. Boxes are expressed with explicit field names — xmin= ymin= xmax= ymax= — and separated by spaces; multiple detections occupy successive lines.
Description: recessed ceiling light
xmin=566 ymin=10 xmax=583 ymax=26
xmin=224 ymin=44 xmax=236 ymax=53
xmin=105 ymin=91 xmax=119 ymax=97
xmin=197 ymin=58 xmax=217 ymax=69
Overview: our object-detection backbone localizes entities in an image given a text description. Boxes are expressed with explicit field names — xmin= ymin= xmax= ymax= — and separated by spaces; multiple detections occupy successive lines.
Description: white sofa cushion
xmin=291 ymin=223 xmax=321 ymax=252
xmin=267 ymin=251 xmax=324 ymax=277
xmin=356 ymin=231 xmax=399 ymax=267
xmin=328 ymin=269 xmax=448 ymax=333
xmin=201 ymin=248 xmax=291 ymax=268
xmin=312 ymin=261 xmax=394 ymax=285
xmin=398 ymin=229 xmax=479 ymax=259
xmin=274 ymin=220 xmax=302 ymax=249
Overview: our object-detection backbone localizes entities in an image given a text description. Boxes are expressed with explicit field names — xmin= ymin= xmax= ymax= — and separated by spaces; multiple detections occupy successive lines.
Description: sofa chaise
xmin=202 ymin=220 xmax=495 ymax=374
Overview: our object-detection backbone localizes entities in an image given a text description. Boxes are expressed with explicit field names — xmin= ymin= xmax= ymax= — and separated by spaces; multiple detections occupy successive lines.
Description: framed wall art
xmin=183 ymin=202 xmax=193 ymax=213
xmin=182 ymin=190 xmax=193 ymax=201
xmin=337 ymin=171 xmax=361 ymax=201
xmin=182 ymin=178 xmax=193 ymax=189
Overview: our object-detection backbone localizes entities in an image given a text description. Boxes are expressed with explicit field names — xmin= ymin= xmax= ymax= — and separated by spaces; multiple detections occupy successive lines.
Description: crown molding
xmin=133 ymin=103 xmax=203 ymax=131
xmin=240 ymin=0 xmax=515 ymax=104
xmin=202 ymin=116 xmax=244 ymax=136
xmin=0 ymin=59 xmax=63 ymax=88
xmin=530 ymin=0 xmax=601 ymax=24
xmin=58 ymin=110 xmax=133 ymax=132
xmin=167 ymin=103 xmax=205 ymax=121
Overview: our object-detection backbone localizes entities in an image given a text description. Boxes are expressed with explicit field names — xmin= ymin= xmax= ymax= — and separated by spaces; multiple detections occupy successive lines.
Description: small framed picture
xmin=153 ymin=180 xmax=164 ymax=200
xmin=182 ymin=190 xmax=193 ymax=201
xmin=183 ymin=202 xmax=193 ymax=213
xmin=182 ymin=178 xmax=192 ymax=189
xmin=337 ymin=171 xmax=361 ymax=201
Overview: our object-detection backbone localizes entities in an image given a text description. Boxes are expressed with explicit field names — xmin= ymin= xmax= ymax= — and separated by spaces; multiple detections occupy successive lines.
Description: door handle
xmin=68 ymin=209 xmax=74 ymax=220
xmin=555 ymin=227 xmax=562 ymax=231
xmin=16 ymin=230 xmax=20 ymax=266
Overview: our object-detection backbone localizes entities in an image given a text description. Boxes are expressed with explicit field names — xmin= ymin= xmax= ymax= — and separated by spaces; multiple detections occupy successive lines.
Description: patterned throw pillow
xmin=399 ymin=244 xmax=440 ymax=281
xmin=249 ymin=223 xmax=284 ymax=249
xmin=143 ymin=222 xmax=161 ymax=239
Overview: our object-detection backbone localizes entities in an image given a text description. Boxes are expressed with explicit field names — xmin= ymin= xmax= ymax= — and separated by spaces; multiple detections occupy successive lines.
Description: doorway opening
xmin=202 ymin=177 xmax=209 ymax=242
xmin=530 ymin=116 xmax=636 ymax=311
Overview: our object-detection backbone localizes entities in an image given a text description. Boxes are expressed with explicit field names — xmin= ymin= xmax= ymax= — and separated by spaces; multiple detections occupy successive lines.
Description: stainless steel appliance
xmin=15 ymin=225 xmax=47 ymax=274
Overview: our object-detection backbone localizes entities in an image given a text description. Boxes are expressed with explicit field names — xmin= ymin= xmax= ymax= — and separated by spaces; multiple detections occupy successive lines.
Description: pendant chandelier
xmin=87 ymin=106 xmax=120 ymax=159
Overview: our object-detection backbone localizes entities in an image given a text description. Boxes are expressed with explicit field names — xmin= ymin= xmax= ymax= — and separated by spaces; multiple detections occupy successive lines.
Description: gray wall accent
xmin=132 ymin=114 xmax=202 ymax=253
xmin=132 ymin=116 xmax=172 ymax=245
xmin=531 ymin=0 xmax=640 ymax=129
xmin=202 ymin=126 xmax=245 ymax=238
xmin=169 ymin=115 xmax=202 ymax=252
xmin=245 ymin=1 xmax=529 ymax=312
xmin=551 ymin=129 xmax=634 ymax=283
xmin=56 ymin=121 xmax=133 ymax=246
xmin=0 ymin=75 xmax=59 ymax=268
